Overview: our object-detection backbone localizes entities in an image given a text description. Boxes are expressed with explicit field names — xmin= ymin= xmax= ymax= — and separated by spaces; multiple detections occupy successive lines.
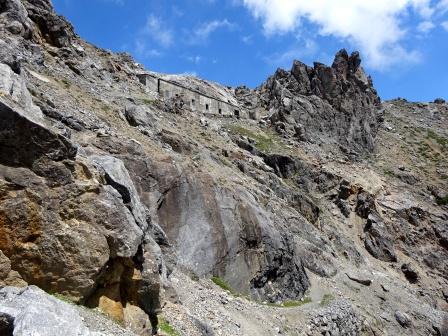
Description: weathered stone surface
xmin=263 ymin=153 xmax=298 ymax=178
xmin=295 ymin=238 xmax=337 ymax=277
xmin=364 ymin=212 xmax=397 ymax=262
xmin=0 ymin=249 xmax=11 ymax=279
xmin=395 ymin=310 xmax=412 ymax=328
xmin=123 ymin=304 xmax=153 ymax=336
xmin=0 ymin=39 xmax=21 ymax=74
xmin=0 ymin=163 xmax=111 ymax=300
xmin=160 ymin=130 xmax=193 ymax=154
xmin=346 ymin=272 xmax=372 ymax=286
xmin=401 ymin=263 xmax=419 ymax=283
xmin=90 ymin=155 xmax=148 ymax=232
xmin=0 ymin=250 xmax=27 ymax=287
xmin=124 ymin=104 xmax=157 ymax=128
xmin=0 ymin=97 xmax=75 ymax=169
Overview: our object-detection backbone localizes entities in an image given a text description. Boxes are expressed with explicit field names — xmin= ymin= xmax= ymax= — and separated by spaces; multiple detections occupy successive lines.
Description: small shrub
xmin=436 ymin=196 xmax=448 ymax=206
xmin=61 ymin=79 xmax=71 ymax=88
xmin=158 ymin=317 xmax=180 ymax=336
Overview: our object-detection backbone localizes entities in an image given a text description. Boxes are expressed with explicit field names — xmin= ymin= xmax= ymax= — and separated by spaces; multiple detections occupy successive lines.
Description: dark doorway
xmin=206 ymin=104 xmax=209 ymax=111
xmin=234 ymin=110 xmax=240 ymax=118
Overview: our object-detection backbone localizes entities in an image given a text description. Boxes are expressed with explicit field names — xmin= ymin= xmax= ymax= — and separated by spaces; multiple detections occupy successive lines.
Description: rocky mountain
xmin=0 ymin=1 xmax=447 ymax=335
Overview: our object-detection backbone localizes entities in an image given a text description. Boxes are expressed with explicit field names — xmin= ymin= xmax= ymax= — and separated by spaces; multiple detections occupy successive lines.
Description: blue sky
xmin=53 ymin=0 xmax=448 ymax=102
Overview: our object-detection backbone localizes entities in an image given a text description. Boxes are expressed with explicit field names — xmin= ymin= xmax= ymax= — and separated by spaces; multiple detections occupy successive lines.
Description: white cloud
xmin=442 ymin=21 xmax=448 ymax=31
xmin=142 ymin=15 xmax=173 ymax=47
xmin=193 ymin=19 xmax=236 ymax=41
xmin=417 ymin=20 xmax=435 ymax=33
xmin=241 ymin=0 xmax=440 ymax=69
xmin=134 ymin=39 xmax=162 ymax=58
xmin=265 ymin=38 xmax=317 ymax=66
xmin=187 ymin=55 xmax=202 ymax=64
xmin=241 ymin=35 xmax=253 ymax=44
xmin=437 ymin=0 xmax=448 ymax=13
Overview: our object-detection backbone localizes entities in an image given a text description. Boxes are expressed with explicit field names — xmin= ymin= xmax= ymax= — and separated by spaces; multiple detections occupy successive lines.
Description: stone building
xmin=137 ymin=73 xmax=243 ymax=118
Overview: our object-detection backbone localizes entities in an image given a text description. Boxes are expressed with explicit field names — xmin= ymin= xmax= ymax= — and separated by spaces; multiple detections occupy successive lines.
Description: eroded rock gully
xmin=0 ymin=0 xmax=447 ymax=335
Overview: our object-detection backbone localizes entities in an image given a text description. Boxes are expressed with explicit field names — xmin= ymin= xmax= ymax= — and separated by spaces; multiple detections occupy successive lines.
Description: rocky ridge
xmin=0 ymin=0 xmax=447 ymax=335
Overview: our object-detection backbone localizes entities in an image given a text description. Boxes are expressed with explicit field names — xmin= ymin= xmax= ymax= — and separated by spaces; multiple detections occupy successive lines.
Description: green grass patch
xmin=226 ymin=124 xmax=284 ymax=153
xmin=383 ymin=169 xmax=394 ymax=177
xmin=159 ymin=317 xmax=180 ymax=336
xmin=427 ymin=130 xmax=448 ymax=150
xmin=320 ymin=294 xmax=335 ymax=306
xmin=141 ymin=98 xmax=156 ymax=105
xmin=211 ymin=276 xmax=234 ymax=293
xmin=51 ymin=293 xmax=75 ymax=304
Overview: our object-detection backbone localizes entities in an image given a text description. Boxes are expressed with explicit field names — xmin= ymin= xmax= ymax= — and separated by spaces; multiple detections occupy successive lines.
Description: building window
xmin=191 ymin=99 xmax=195 ymax=106
xmin=206 ymin=104 xmax=209 ymax=111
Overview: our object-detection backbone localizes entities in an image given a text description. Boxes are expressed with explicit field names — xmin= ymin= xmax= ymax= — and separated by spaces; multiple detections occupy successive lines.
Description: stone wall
xmin=137 ymin=74 xmax=242 ymax=117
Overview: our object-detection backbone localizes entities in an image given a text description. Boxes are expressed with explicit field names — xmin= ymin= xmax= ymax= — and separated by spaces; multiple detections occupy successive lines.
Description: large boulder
xmin=0 ymin=286 xmax=90 ymax=336
xmin=124 ymin=104 xmax=157 ymax=128
xmin=0 ymin=286 xmax=138 ymax=336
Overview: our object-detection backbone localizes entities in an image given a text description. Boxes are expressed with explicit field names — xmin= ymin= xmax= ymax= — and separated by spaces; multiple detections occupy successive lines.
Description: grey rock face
xmin=0 ymin=0 xmax=33 ymax=38
xmin=90 ymin=155 xmax=148 ymax=232
xmin=156 ymin=170 xmax=310 ymax=302
xmin=0 ymin=63 xmax=42 ymax=116
xmin=364 ymin=212 xmax=397 ymax=262
xmin=22 ymin=0 xmax=76 ymax=47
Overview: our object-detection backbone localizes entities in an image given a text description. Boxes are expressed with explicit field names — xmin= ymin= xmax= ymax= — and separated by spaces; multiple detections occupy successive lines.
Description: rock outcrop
xmin=247 ymin=49 xmax=381 ymax=154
